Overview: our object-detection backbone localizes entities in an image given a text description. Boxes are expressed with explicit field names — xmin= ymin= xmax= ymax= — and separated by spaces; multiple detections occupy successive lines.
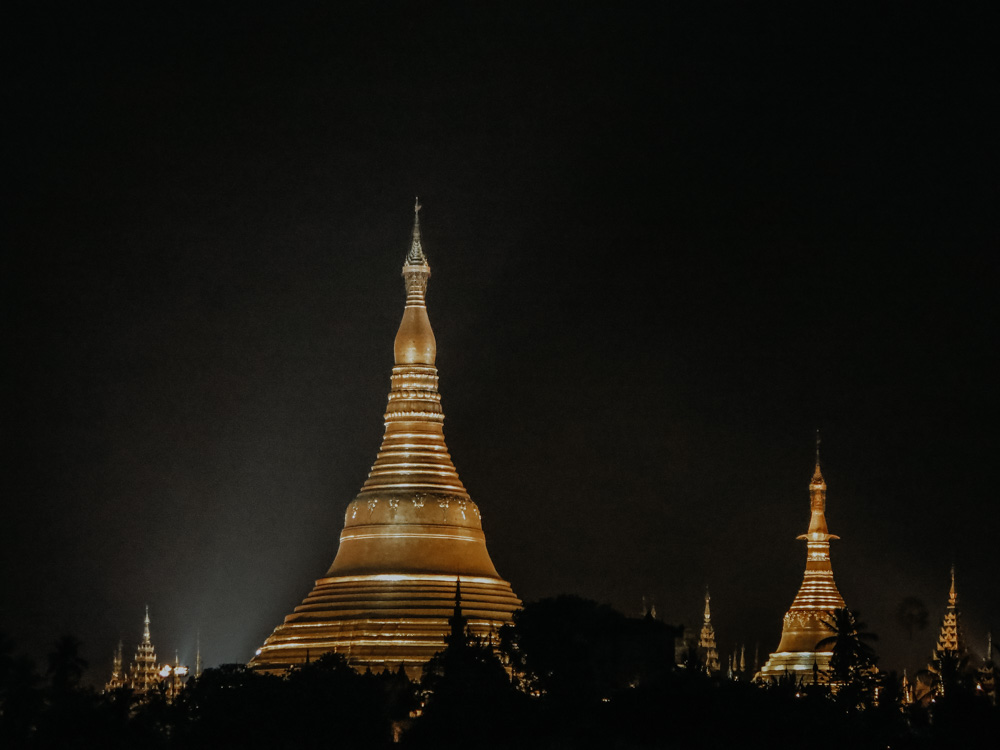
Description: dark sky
xmin=4 ymin=4 xmax=996 ymax=680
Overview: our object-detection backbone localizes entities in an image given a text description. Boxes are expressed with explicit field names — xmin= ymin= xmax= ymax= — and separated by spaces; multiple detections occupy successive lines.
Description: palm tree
xmin=817 ymin=608 xmax=878 ymax=686
xmin=46 ymin=635 xmax=87 ymax=694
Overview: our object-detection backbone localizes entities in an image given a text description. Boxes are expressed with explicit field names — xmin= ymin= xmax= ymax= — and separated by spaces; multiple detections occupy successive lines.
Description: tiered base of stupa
xmin=759 ymin=651 xmax=833 ymax=684
xmin=251 ymin=573 xmax=520 ymax=679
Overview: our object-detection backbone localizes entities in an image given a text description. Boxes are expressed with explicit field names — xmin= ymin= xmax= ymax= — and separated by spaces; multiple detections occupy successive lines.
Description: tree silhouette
xmin=816 ymin=608 xmax=878 ymax=687
xmin=895 ymin=596 xmax=929 ymax=640
xmin=46 ymin=634 xmax=88 ymax=694
xmin=500 ymin=596 xmax=679 ymax=704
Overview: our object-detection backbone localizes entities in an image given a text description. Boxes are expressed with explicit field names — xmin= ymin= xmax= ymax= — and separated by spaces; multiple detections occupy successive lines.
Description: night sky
xmin=4 ymin=4 xmax=996 ymax=680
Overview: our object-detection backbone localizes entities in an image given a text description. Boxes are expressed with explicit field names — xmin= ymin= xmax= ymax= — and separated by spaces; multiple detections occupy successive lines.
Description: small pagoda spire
xmin=902 ymin=669 xmax=914 ymax=704
xmin=698 ymin=587 xmax=720 ymax=675
xmin=129 ymin=606 xmax=159 ymax=696
xmin=105 ymin=639 xmax=126 ymax=692
xmin=447 ymin=576 xmax=469 ymax=649
xmin=931 ymin=565 xmax=965 ymax=661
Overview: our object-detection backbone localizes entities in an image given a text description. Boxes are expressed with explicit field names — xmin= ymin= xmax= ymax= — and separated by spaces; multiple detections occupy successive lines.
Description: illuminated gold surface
xmin=250 ymin=203 xmax=520 ymax=677
xmin=759 ymin=459 xmax=846 ymax=683
xmin=932 ymin=566 xmax=964 ymax=658
xmin=128 ymin=606 xmax=160 ymax=695
xmin=698 ymin=589 xmax=720 ymax=674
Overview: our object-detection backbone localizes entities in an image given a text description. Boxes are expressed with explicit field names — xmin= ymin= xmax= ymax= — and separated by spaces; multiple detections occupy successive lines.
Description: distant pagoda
xmin=105 ymin=607 xmax=191 ymax=700
xmin=979 ymin=632 xmax=997 ymax=705
xmin=931 ymin=566 xmax=965 ymax=662
xmin=758 ymin=442 xmax=846 ymax=684
xmin=925 ymin=566 xmax=968 ymax=697
xmin=104 ymin=640 xmax=125 ymax=692
xmin=698 ymin=589 xmax=720 ymax=675
xmin=250 ymin=203 xmax=521 ymax=678
xmin=128 ymin=606 xmax=160 ymax=696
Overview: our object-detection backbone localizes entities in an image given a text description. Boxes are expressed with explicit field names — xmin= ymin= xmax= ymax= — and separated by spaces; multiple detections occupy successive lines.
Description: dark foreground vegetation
xmin=3 ymin=597 xmax=996 ymax=749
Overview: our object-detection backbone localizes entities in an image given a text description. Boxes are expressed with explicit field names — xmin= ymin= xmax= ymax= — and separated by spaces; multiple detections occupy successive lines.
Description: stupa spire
xmin=803 ymin=430 xmax=835 ymax=539
xmin=698 ymin=587 xmax=720 ymax=675
xmin=932 ymin=565 xmax=965 ymax=660
xmin=250 ymin=204 xmax=520 ymax=678
xmin=395 ymin=197 xmax=436 ymax=365
xmin=129 ymin=606 xmax=159 ymax=696
xmin=104 ymin=639 xmax=126 ymax=692
xmin=759 ymin=443 xmax=847 ymax=684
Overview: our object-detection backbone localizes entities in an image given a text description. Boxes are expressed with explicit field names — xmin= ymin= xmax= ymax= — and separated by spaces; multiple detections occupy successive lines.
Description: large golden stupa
xmin=250 ymin=202 xmax=521 ymax=677
xmin=758 ymin=446 xmax=846 ymax=683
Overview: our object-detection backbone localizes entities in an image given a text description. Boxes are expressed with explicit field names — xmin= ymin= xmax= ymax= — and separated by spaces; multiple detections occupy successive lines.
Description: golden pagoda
xmin=104 ymin=640 xmax=125 ymax=692
xmin=922 ymin=566 xmax=967 ymax=698
xmin=758 ymin=442 xmax=846 ymax=684
xmin=931 ymin=566 xmax=965 ymax=662
xmin=128 ymin=606 xmax=160 ymax=696
xmin=698 ymin=588 xmax=720 ymax=675
xmin=250 ymin=202 xmax=521 ymax=678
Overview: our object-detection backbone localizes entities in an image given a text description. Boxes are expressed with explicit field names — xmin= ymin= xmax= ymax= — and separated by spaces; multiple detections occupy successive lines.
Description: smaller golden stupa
xmin=698 ymin=588 xmax=720 ymax=675
xmin=758 ymin=438 xmax=846 ymax=683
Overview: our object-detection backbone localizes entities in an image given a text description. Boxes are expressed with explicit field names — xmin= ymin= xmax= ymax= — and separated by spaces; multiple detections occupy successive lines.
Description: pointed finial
xmin=810 ymin=430 xmax=826 ymax=489
xmin=411 ymin=197 xmax=422 ymax=244
xmin=396 ymin=201 xmax=435 ymax=363
xmin=403 ymin=200 xmax=430 ymax=273
xmin=949 ymin=564 xmax=957 ymax=603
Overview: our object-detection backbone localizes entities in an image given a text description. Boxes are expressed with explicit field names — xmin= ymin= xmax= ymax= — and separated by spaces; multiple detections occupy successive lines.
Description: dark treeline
xmin=2 ymin=597 xmax=997 ymax=749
